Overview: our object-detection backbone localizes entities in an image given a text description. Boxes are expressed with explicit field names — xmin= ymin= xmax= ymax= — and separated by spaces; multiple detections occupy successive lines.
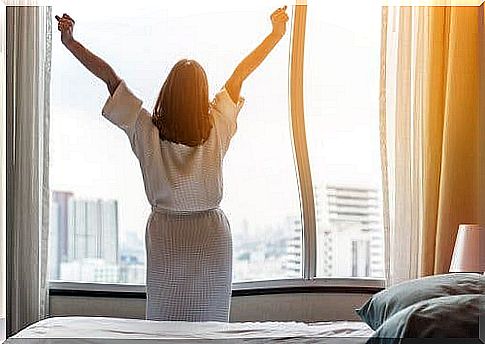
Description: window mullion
xmin=289 ymin=4 xmax=316 ymax=280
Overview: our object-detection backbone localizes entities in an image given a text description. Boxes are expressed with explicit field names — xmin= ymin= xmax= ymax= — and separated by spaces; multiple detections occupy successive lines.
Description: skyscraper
xmin=283 ymin=216 xmax=302 ymax=276
xmin=318 ymin=184 xmax=383 ymax=278
xmin=49 ymin=191 xmax=74 ymax=280
xmin=67 ymin=197 xmax=119 ymax=264
xmin=283 ymin=184 xmax=384 ymax=278
xmin=50 ymin=191 xmax=119 ymax=281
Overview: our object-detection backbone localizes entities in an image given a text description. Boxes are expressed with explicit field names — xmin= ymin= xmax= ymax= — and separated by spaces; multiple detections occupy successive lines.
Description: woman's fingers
xmin=57 ymin=20 xmax=70 ymax=27
xmin=272 ymin=6 xmax=288 ymax=19
xmin=55 ymin=13 xmax=75 ymax=25
xmin=56 ymin=18 xmax=73 ymax=32
xmin=63 ymin=13 xmax=75 ymax=24
xmin=273 ymin=12 xmax=288 ymax=22
xmin=279 ymin=10 xmax=289 ymax=19
xmin=56 ymin=18 xmax=73 ymax=26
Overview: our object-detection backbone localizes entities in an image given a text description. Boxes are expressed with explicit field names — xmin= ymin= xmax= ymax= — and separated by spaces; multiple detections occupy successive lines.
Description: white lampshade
xmin=449 ymin=224 xmax=485 ymax=273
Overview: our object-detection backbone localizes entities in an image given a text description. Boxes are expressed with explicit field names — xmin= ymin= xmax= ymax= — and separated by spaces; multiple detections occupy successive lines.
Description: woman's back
xmin=102 ymin=80 xmax=245 ymax=212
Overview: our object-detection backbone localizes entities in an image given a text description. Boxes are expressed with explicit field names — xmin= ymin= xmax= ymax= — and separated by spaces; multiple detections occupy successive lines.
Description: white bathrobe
xmin=102 ymin=80 xmax=245 ymax=322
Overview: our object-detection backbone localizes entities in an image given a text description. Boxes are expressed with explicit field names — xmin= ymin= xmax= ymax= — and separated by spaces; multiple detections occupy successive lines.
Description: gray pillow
xmin=367 ymin=294 xmax=483 ymax=343
xmin=356 ymin=273 xmax=483 ymax=330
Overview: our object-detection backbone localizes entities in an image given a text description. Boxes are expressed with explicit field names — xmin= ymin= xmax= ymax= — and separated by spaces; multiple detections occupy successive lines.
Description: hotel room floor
xmin=5 ymin=316 xmax=374 ymax=343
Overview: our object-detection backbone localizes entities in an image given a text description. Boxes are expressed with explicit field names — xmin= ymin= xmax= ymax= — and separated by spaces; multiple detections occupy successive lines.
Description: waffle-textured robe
xmin=102 ymin=80 xmax=245 ymax=322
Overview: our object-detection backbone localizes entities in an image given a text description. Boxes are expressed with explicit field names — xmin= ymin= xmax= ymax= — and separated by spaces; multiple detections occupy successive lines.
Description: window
xmin=304 ymin=1 xmax=384 ymax=278
xmin=49 ymin=1 xmax=301 ymax=285
xmin=48 ymin=1 xmax=385 ymax=288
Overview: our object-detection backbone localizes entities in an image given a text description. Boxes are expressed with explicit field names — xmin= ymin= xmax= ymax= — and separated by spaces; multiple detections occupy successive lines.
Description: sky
xmin=49 ymin=1 xmax=383 ymax=246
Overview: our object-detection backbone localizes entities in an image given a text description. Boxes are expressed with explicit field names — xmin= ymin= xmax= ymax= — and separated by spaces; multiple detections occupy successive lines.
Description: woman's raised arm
xmin=224 ymin=6 xmax=289 ymax=104
xmin=55 ymin=14 xmax=121 ymax=96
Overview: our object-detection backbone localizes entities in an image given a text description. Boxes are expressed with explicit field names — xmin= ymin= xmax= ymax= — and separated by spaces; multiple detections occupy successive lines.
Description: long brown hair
xmin=152 ymin=59 xmax=212 ymax=147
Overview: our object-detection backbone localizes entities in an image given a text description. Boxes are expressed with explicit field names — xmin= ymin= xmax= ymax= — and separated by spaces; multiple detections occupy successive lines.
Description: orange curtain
xmin=380 ymin=5 xmax=481 ymax=284
xmin=420 ymin=6 xmax=480 ymax=275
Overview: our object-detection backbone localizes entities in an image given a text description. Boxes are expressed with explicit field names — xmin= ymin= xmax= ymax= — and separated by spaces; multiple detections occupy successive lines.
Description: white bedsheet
xmin=5 ymin=316 xmax=374 ymax=344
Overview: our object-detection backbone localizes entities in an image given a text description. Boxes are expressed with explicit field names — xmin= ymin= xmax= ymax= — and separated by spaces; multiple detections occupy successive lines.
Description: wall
xmin=49 ymin=292 xmax=373 ymax=322
xmin=478 ymin=8 xmax=483 ymax=341
xmin=0 ymin=1 xmax=6 ymax=322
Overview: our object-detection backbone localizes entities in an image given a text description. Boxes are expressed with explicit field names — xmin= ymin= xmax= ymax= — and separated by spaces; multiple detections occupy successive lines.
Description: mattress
xmin=6 ymin=316 xmax=374 ymax=343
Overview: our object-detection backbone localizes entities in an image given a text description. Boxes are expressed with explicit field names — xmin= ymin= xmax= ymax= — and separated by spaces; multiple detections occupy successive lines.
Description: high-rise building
xmin=49 ymin=191 xmax=74 ymax=280
xmin=283 ymin=216 xmax=302 ymax=276
xmin=67 ymin=197 xmax=119 ymax=264
xmin=50 ymin=191 xmax=120 ymax=281
xmin=283 ymin=184 xmax=384 ymax=278
xmin=318 ymin=184 xmax=383 ymax=278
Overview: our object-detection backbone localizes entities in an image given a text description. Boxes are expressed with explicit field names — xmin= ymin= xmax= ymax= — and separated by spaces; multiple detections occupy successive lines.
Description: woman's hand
xmin=53 ymin=13 xmax=120 ymax=95
xmin=270 ymin=6 xmax=289 ymax=39
xmin=224 ymin=5 xmax=290 ymax=106
xmin=55 ymin=14 xmax=75 ymax=46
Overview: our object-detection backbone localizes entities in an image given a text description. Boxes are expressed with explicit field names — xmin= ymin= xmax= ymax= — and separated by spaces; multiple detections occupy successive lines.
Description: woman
xmin=55 ymin=6 xmax=289 ymax=322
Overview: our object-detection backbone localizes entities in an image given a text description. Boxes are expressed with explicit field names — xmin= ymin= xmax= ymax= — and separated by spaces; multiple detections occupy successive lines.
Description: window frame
xmin=49 ymin=278 xmax=385 ymax=298
xmin=290 ymin=4 xmax=317 ymax=280
xmin=45 ymin=4 xmax=385 ymax=293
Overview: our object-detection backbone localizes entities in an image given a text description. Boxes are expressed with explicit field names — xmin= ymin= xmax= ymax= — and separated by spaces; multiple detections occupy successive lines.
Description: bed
xmin=5 ymin=316 xmax=374 ymax=343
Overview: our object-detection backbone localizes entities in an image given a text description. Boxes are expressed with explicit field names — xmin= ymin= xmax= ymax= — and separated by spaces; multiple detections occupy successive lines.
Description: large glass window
xmin=49 ymin=1 xmax=385 ymax=287
xmin=304 ymin=2 xmax=384 ymax=278
xmin=49 ymin=1 xmax=301 ymax=284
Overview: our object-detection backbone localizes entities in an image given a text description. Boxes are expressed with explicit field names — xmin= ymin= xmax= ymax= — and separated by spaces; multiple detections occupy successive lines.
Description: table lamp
xmin=449 ymin=224 xmax=485 ymax=273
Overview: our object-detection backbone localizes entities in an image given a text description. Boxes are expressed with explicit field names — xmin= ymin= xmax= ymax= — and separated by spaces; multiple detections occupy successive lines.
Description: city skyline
xmin=49 ymin=181 xmax=384 ymax=284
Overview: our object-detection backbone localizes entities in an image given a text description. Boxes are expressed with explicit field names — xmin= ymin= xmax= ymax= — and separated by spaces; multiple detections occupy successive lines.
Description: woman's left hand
xmin=270 ymin=6 xmax=289 ymax=38
xmin=55 ymin=13 xmax=75 ymax=46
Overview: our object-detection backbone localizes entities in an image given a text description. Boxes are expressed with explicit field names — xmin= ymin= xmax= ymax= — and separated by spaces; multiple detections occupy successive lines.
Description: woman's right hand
xmin=55 ymin=13 xmax=75 ymax=46
xmin=270 ymin=6 xmax=289 ymax=39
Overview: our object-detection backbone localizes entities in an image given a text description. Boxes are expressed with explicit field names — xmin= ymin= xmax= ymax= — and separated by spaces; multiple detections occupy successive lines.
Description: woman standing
xmin=55 ymin=5 xmax=289 ymax=322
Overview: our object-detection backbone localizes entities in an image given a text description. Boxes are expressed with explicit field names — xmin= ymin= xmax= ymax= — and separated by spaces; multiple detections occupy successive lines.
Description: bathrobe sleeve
xmin=101 ymin=79 xmax=158 ymax=161
xmin=210 ymin=87 xmax=245 ymax=154
xmin=102 ymin=80 xmax=143 ymax=135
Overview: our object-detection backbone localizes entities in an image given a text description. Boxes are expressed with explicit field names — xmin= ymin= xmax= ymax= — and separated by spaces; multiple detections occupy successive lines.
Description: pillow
xmin=367 ymin=294 xmax=483 ymax=343
xmin=356 ymin=273 xmax=483 ymax=330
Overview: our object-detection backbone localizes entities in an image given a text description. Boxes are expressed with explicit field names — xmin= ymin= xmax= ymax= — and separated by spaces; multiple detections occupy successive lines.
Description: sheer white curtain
xmin=6 ymin=6 xmax=51 ymax=336
xmin=380 ymin=6 xmax=425 ymax=286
